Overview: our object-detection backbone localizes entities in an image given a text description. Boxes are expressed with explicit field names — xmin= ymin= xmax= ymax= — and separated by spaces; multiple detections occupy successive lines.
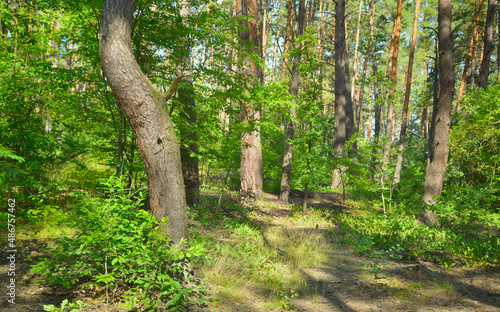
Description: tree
xmin=99 ymin=0 xmax=188 ymax=244
xmin=479 ymin=0 xmax=496 ymax=88
xmin=394 ymin=0 xmax=422 ymax=184
xmin=382 ymin=0 xmax=403 ymax=183
xmin=331 ymin=0 xmax=355 ymax=188
xmin=236 ymin=0 xmax=264 ymax=201
xmin=421 ymin=0 xmax=454 ymax=225
xmin=177 ymin=0 xmax=200 ymax=207
xmin=279 ymin=0 xmax=306 ymax=203
xmin=457 ymin=0 xmax=485 ymax=104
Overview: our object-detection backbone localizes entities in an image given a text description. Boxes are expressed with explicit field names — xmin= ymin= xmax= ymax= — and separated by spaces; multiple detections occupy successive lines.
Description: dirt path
xmin=1 ymin=191 xmax=499 ymax=311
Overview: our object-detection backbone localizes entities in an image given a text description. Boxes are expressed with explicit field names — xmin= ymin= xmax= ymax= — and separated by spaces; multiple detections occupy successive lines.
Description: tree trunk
xmin=356 ymin=49 xmax=369 ymax=135
xmin=237 ymin=0 xmax=263 ymax=201
xmin=421 ymin=0 xmax=455 ymax=226
xmin=281 ymin=0 xmax=295 ymax=79
xmin=479 ymin=0 xmax=496 ymax=88
xmin=393 ymin=0 xmax=421 ymax=185
xmin=99 ymin=0 xmax=188 ymax=244
xmin=332 ymin=0 xmax=353 ymax=188
xmin=457 ymin=0 xmax=485 ymax=104
xmin=351 ymin=0 xmax=364 ymax=130
xmin=272 ymin=3 xmax=283 ymax=82
xmin=177 ymin=0 xmax=200 ymax=207
xmin=280 ymin=0 xmax=306 ymax=203
xmin=260 ymin=0 xmax=270 ymax=84
xmin=382 ymin=0 xmax=403 ymax=183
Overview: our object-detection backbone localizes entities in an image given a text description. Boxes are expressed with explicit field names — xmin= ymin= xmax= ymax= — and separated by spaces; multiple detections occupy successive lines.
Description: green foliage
xmin=447 ymin=86 xmax=500 ymax=217
xmin=43 ymin=299 xmax=88 ymax=312
xmin=276 ymin=289 xmax=298 ymax=310
xmin=338 ymin=207 xmax=500 ymax=267
xmin=31 ymin=176 xmax=205 ymax=311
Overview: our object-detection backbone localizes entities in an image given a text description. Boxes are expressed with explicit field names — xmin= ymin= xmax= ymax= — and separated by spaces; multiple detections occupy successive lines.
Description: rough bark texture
xmin=237 ymin=0 xmax=263 ymax=201
xmin=332 ymin=0 xmax=353 ymax=188
xmin=421 ymin=0 xmax=455 ymax=226
xmin=479 ymin=0 xmax=496 ymax=88
xmin=279 ymin=0 xmax=306 ymax=203
xmin=382 ymin=0 xmax=402 ymax=183
xmin=394 ymin=0 xmax=421 ymax=185
xmin=99 ymin=0 xmax=188 ymax=244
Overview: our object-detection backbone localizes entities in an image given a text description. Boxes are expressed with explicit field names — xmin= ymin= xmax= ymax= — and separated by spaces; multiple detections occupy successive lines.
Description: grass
xmin=4 ymin=183 xmax=498 ymax=311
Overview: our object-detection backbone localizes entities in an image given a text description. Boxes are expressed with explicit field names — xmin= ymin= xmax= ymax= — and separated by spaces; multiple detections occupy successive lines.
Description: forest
xmin=0 ymin=0 xmax=499 ymax=311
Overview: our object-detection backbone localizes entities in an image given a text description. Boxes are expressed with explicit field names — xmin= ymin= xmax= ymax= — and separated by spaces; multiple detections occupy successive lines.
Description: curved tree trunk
xmin=421 ymin=0 xmax=455 ymax=226
xmin=99 ymin=0 xmax=188 ymax=244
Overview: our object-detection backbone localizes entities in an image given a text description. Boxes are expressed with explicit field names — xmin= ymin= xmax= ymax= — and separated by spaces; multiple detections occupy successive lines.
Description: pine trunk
xmin=382 ymin=0 xmax=403 ymax=183
xmin=280 ymin=0 xmax=306 ymax=203
xmin=332 ymin=0 xmax=353 ymax=188
xmin=99 ymin=0 xmax=188 ymax=244
xmin=457 ymin=0 xmax=485 ymax=104
xmin=237 ymin=0 xmax=263 ymax=201
xmin=421 ymin=0 xmax=455 ymax=226
xmin=479 ymin=0 xmax=496 ymax=88
xmin=394 ymin=0 xmax=421 ymax=185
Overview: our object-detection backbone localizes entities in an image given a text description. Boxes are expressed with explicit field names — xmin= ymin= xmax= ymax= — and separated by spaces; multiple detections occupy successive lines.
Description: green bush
xmin=31 ymin=176 xmax=205 ymax=311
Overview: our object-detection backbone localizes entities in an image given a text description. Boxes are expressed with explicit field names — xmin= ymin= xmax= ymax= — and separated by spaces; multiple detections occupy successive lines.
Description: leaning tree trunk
xmin=479 ymin=0 xmax=496 ymax=88
xmin=237 ymin=0 xmax=263 ymax=201
xmin=421 ymin=0 xmax=455 ymax=226
xmin=279 ymin=0 xmax=306 ymax=203
xmin=332 ymin=0 xmax=353 ymax=188
xmin=394 ymin=0 xmax=421 ymax=185
xmin=99 ymin=0 xmax=188 ymax=244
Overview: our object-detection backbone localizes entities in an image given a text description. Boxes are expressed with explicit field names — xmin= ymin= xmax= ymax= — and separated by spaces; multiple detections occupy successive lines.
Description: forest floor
xmin=1 ymin=190 xmax=499 ymax=312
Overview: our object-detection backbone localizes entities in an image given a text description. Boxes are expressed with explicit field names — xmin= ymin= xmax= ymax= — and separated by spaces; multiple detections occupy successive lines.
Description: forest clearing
xmin=1 ymin=0 xmax=500 ymax=311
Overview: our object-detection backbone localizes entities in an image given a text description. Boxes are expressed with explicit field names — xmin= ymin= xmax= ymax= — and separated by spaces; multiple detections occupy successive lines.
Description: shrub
xmin=31 ymin=176 xmax=205 ymax=311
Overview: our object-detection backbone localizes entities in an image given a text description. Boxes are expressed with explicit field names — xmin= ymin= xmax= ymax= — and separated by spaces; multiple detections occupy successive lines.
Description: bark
xmin=394 ymin=0 xmax=421 ymax=185
xmin=237 ymin=0 xmax=263 ymax=201
xmin=281 ymin=0 xmax=295 ymax=79
xmin=332 ymin=0 xmax=353 ymax=188
xmin=260 ymin=0 xmax=270 ymax=84
xmin=381 ymin=0 xmax=403 ymax=183
xmin=479 ymin=0 xmax=496 ymax=88
xmin=272 ymin=3 xmax=283 ymax=82
xmin=356 ymin=49 xmax=369 ymax=135
xmin=351 ymin=0 xmax=364 ymax=130
xmin=457 ymin=0 xmax=485 ymax=104
xmin=369 ymin=0 xmax=380 ymax=142
xmin=99 ymin=0 xmax=188 ymax=244
xmin=421 ymin=0 xmax=455 ymax=226
xmin=420 ymin=60 xmax=429 ymax=139
xmin=177 ymin=0 xmax=200 ymax=207
xmin=280 ymin=0 xmax=306 ymax=203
